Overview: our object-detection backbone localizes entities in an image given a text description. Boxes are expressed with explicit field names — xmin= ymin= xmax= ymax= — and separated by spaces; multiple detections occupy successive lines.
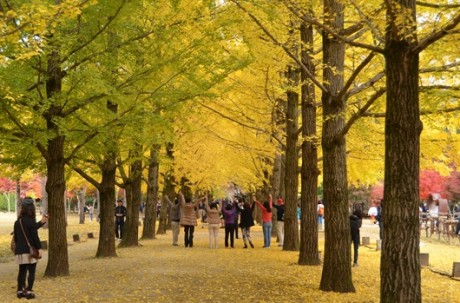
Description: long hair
xmin=19 ymin=203 xmax=36 ymax=219
xmin=263 ymin=201 xmax=271 ymax=213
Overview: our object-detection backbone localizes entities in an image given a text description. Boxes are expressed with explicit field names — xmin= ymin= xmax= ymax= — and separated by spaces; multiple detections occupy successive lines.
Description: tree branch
xmin=197 ymin=100 xmax=286 ymax=149
xmin=416 ymin=1 xmax=460 ymax=9
xmin=415 ymin=12 xmax=460 ymax=53
xmin=229 ymin=0 xmax=329 ymax=95
xmin=339 ymin=51 xmax=377 ymax=101
xmin=283 ymin=0 xmax=384 ymax=53
xmin=71 ymin=165 xmax=101 ymax=190
xmin=363 ymin=106 xmax=460 ymax=118
xmin=338 ymin=88 xmax=386 ymax=139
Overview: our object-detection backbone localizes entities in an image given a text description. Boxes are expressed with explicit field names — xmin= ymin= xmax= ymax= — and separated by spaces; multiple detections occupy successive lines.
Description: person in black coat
xmin=13 ymin=198 xmax=48 ymax=299
xmin=114 ymin=199 xmax=127 ymax=239
xmin=237 ymin=198 xmax=255 ymax=248
xmin=350 ymin=208 xmax=363 ymax=267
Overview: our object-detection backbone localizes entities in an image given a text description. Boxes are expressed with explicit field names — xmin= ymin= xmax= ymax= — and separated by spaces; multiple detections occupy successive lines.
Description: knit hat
xmin=277 ymin=198 xmax=284 ymax=205
xmin=21 ymin=197 xmax=35 ymax=206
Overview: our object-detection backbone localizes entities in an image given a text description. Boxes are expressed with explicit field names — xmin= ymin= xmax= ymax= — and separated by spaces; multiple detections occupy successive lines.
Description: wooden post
xmin=73 ymin=234 xmax=80 ymax=242
xmin=362 ymin=236 xmax=370 ymax=245
xmin=376 ymin=239 xmax=382 ymax=251
xmin=452 ymin=262 xmax=460 ymax=277
xmin=420 ymin=253 xmax=429 ymax=267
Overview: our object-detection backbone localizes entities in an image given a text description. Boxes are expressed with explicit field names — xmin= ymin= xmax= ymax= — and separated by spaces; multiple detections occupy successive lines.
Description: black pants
xmin=115 ymin=221 xmax=124 ymax=239
xmin=352 ymin=237 xmax=360 ymax=264
xmin=234 ymin=219 xmax=239 ymax=238
xmin=225 ymin=223 xmax=235 ymax=247
xmin=184 ymin=225 xmax=195 ymax=247
xmin=17 ymin=263 xmax=37 ymax=291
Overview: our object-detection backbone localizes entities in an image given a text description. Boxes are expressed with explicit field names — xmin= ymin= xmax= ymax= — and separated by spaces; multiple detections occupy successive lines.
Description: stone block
xmin=452 ymin=262 xmax=460 ymax=277
xmin=420 ymin=253 xmax=429 ymax=266
xmin=376 ymin=239 xmax=382 ymax=251
xmin=362 ymin=237 xmax=370 ymax=245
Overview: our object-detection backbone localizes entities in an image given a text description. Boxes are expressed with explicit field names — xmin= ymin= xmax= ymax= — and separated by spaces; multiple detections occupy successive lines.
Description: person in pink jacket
xmin=253 ymin=194 xmax=273 ymax=248
xmin=204 ymin=196 xmax=221 ymax=249
xmin=179 ymin=192 xmax=204 ymax=248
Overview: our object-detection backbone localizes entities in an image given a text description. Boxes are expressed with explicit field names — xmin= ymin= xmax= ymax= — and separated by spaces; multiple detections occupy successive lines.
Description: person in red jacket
xmin=253 ymin=194 xmax=273 ymax=248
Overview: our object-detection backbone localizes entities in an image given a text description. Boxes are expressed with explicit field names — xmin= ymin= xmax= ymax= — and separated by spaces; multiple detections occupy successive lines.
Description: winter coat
xmin=255 ymin=200 xmax=273 ymax=223
xmin=14 ymin=216 xmax=44 ymax=255
xmin=180 ymin=199 xmax=200 ymax=226
xmin=273 ymin=204 xmax=284 ymax=222
xmin=222 ymin=204 xmax=237 ymax=225
xmin=239 ymin=204 xmax=255 ymax=228
xmin=350 ymin=214 xmax=362 ymax=242
xmin=167 ymin=198 xmax=181 ymax=222
xmin=205 ymin=203 xmax=221 ymax=225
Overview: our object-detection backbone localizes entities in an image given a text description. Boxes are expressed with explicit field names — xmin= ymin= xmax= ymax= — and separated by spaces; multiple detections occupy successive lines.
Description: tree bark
xmin=44 ymin=135 xmax=69 ymax=277
xmin=319 ymin=0 xmax=354 ymax=292
xmin=283 ymin=65 xmax=300 ymax=251
xmin=142 ymin=146 xmax=160 ymax=239
xmin=96 ymin=156 xmax=117 ymax=257
xmin=40 ymin=176 xmax=48 ymax=216
xmin=381 ymin=0 xmax=421 ymax=301
xmin=119 ymin=145 xmax=142 ymax=247
xmin=298 ymin=18 xmax=320 ymax=265
xmin=78 ymin=187 xmax=86 ymax=224
xmin=157 ymin=143 xmax=175 ymax=234
xmin=43 ymin=47 xmax=69 ymax=277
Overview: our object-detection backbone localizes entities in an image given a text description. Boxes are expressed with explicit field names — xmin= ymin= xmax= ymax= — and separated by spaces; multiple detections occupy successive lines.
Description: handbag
xmin=19 ymin=219 xmax=41 ymax=259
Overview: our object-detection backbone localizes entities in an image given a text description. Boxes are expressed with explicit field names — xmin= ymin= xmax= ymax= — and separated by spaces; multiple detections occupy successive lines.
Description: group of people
xmin=165 ymin=192 xmax=284 ymax=249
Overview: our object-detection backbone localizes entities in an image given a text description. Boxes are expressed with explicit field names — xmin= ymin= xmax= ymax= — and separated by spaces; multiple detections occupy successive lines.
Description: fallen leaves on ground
xmin=0 ymin=215 xmax=459 ymax=302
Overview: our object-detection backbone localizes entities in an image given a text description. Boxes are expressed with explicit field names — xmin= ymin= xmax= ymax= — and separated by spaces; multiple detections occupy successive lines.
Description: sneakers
xmin=249 ymin=241 xmax=254 ymax=248
xmin=353 ymin=263 xmax=358 ymax=267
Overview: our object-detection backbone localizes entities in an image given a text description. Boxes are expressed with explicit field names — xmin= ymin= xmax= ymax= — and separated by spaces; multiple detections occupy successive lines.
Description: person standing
xmin=376 ymin=200 xmax=383 ymax=239
xmin=13 ymin=198 xmax=48 ymax=299
xmin=221 ymin=199 xmax=237 ymax=248
xmin=179 ymin=192 xmax=203 ymax=248
xmin=234 ymin=198 xmax=240 ymax=239
xmin=273 ymin=197 xmax=285 ymax=247
xmin=165 ymin=195 xmax=181 ymax=246
xmin=87 ymin=205 xmax=93 ymax=221
xmin=114 ymin=199 xmax=127 ymax=239
xmin=253 ymin=194 xmax=273 ymax=248
xmin=350 ymin=208 xmax=363 ymax=267
xmin=237 ymin=198 xmax=255 ymax=248
xmin=317 ymin=201 xmax=325 ymax=231
xmin=204 ymin=197 xmax=221 ymax=249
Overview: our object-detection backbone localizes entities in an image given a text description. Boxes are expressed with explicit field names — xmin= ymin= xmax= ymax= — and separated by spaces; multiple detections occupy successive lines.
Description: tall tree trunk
xmin=43 ymin=46 xmax=69 ymax=277
xmin=119 ymin=145 xmax=142 ymax=247
xmin=284 ymin=65 xmax=300 ymax=251
xmin=96 ymin=156 xmax=117 ymax=257
xmin=298 ymin=18 xmax=320 ymax=265
xmin=157 ymin=143 xmax=175 ymax=234
xmin=381 ymin=0 xmax=421 ymax=301
xmin=142 ymin=146 xmax=160 ymax=239
xmin=319 ymin=0 xmax=354 ymax=292
xmin=41 ymin=175 xmax=48 ymax=216
xmin=15 ymin=179 xmax=20 ymax=216
xmin=44 ymin=135 xmax=69 ymax=277
xmin=78 ymin=187 xmax=86 ymax=224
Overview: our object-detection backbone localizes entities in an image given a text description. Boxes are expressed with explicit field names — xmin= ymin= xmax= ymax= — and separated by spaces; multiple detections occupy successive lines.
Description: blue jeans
xmin=262 ymin=222 xmax=272 ymax=247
